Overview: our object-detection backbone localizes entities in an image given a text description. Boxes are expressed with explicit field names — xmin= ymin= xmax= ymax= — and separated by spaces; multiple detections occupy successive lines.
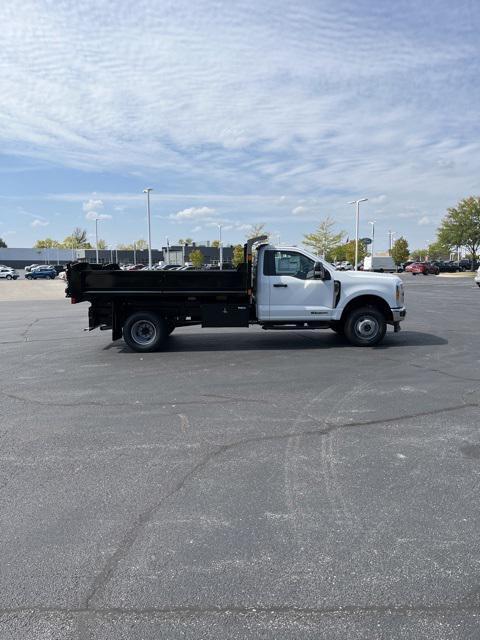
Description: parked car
xmin=0 ymin=267 xmax=19 ymax=280
xmin=431 ymin=260 xmax=459 ymax=273
xmin=126 ymin=264 xmax=145 ymax=271
xmin=458 ymin=259 xmax=480 ymax=271
xmin=25 ymin=265 xmax=57 ymax=279
xmin=475 ymin=265 xmax=480 ymax=288
xmin=25 ymin=263 xmax=41 ymax=273
xmin=405 ymin=261 xmax=439 ymax=275
xmin=336 ymin=261 xmax=353 ymax=271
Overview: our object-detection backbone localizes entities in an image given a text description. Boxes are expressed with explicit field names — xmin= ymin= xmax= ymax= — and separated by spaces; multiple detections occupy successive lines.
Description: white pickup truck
xmin=66 ymin=237 xmax=406 ymax=351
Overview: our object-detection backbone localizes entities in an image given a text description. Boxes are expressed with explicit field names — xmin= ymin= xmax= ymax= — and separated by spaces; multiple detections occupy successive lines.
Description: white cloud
xmin=418 ymin=216 xmax=431 ymax=226
xmin=292 ymin=206 xmax=307 ymax=216
xmin=371 ymin=195 xmax=388 ymax=204
xmin=31 ymin=218 xmax=49 ymax=227
xmin=170 ymin=206 xmax=216 ymax=221
xmin=85 ymin=211 xmax=112 ymax=221
xmin=83 ymin=198 xmax=104 ymax=213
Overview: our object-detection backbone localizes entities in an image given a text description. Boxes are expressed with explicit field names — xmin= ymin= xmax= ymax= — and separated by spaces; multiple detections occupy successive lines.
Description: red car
xmin=405 ymin=261 xmax=439 ymax=275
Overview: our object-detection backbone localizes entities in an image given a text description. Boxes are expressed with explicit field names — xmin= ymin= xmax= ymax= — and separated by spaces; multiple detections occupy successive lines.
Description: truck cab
xmin=254 ymin=244 xmax=405 ymax=342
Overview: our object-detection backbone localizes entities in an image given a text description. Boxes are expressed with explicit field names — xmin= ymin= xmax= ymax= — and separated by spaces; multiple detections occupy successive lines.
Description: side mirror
xmin=313 ymin=262 xmax=325 ymax=280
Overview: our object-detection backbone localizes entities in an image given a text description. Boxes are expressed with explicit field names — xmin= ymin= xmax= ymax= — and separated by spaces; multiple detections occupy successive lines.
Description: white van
xmin=363 ymin=256 xmax=397 ymax=273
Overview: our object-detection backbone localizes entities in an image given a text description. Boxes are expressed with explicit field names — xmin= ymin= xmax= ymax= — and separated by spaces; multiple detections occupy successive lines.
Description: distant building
xmin=0 ymin=243 xmax=234 ymax=268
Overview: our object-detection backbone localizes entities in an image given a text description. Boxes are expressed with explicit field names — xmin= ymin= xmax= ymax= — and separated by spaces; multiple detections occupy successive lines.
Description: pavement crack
xmin=1 ymin=602 xmax=480 ymax=617
xmin=83 ymin=399 xmax=478 ymax=608
xmin=20 ymin=318 xmax=39 ymax=342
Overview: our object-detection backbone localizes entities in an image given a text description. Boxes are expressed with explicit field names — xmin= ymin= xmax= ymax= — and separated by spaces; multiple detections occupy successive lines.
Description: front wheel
xmin=26 ymin=275 xmax=32 ymax=280
xmin=123 ymin=312 xmax=169 ymax=352
xmin=344 ymin=306 xmax=387 ymax=347
xmin=6 ymin=274 xmax=12 ymax=280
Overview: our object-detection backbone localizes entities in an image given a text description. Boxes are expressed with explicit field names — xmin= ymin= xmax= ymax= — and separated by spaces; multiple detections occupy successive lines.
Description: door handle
xmin=273 ymin=283 xmax=288 ymax=288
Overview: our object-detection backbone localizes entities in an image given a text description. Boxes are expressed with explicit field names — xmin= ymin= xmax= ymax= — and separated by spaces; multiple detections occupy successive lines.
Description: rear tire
xmin=26 ymin=275 xmax=32 ymax=280
xmin=123 ymin=312 xmax=168 ymax=352
xmin=344 ymin=306 xmax=386 ymax=347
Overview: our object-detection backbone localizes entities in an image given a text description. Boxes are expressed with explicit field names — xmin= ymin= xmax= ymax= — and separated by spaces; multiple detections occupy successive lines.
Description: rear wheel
xmin=26 ymin=275 xmax=32 ymax=280
xmin=344 ymin=306 xmax=386 ymax=347
xmin=123 ymin=312 xmax=169 ymax=352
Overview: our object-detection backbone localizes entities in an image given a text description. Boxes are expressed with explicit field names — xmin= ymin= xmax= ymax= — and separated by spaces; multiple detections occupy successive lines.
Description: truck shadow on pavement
xmin=109 ymin=330 xmax=447 ymax=353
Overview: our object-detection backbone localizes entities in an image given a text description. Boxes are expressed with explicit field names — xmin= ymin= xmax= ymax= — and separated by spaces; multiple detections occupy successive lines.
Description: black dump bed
xmin=66 ymin=263 xmax=248 ymax=301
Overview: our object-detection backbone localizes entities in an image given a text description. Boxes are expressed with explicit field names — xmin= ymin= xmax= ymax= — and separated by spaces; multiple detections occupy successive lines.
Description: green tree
xmin=410 ymin=248 xmax=427 ymax=261
xmin=188 ymin=249 xmax=204 ymax=268
xmin=303 ymin=217 xmax=345 ymax=259
xmin=211 ymin=239 xmax=221 ymax=248
xmin=97 ymin=239 xmax=108 ymax=250
xmin=437 ymin=196 xmax=480 ymax=270
xmin=133 ymin=239 xmax=148 ymax=251
xmin=342 ymin=240 xmax=367 ymax=265
xmin=390 ymin=237 xmax=409 ymax=265
xmin=34 ymin=238 xmax=61 ymax=249
xmin=0 ymin=237 xmax=7 ymax=248
xmin=63 ymin=227 xmax=92 ymax=249
xmin=427 ymin=240 xmax=450 ymax=260
xmin=246 ymin=223 xmax=269 ymax=240
xmin=232 ymin=244 xmax=244 ymax=267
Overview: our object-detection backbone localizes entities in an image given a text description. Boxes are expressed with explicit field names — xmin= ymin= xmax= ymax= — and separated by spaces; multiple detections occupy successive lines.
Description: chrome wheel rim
xmin=355 ymin=316 xmax=379 ymax=339
xmin=131 ymin=320 xmax=157 ymax=346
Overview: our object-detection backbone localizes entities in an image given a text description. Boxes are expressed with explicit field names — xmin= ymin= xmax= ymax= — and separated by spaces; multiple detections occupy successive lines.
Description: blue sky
xmin=1 ymin=0 xmax=479 ymax=251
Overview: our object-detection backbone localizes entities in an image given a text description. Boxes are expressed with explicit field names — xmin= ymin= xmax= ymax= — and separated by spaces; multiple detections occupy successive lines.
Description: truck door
xmin=264 ymin=249 xmax=334 ymax=321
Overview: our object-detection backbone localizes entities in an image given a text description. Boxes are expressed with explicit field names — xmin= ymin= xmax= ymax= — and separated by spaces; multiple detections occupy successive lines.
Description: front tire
xmin=344 ymin=306 xmax=386 ymax=347
xmin=6 ymin=274 xmax=12 ymax=280
xmin=123 ymin=312 xmax=168 ymax=352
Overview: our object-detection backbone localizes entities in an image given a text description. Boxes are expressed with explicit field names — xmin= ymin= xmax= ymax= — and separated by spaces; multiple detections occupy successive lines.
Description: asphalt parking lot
xmin=1 ymin=276 xmax=479 ymax=639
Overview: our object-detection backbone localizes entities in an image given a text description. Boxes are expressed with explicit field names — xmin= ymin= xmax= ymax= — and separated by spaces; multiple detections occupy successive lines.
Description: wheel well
xmin=340 ymin=295 xmax=392 ymax=323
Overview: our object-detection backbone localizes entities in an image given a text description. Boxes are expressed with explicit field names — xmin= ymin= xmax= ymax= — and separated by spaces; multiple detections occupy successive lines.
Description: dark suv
xmin=26 ymin=265 xmax=57 ymax=279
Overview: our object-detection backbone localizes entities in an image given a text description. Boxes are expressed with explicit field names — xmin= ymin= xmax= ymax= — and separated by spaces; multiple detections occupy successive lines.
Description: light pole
xmin=166 ymin=237 xmax=170 ymax=264
xmin=347 ymin=198 xmax=368 ymax=270
xmin=133 ymin=241 xmax=137 ymax=265
xmin=143 ymin=188 xmax=153 ymax=269
xmin=368 ymin=220 xmax=375 ymax=258
xmin=388 ymin=230 xmax=396 ymax=253
xmin=217 ymin=224 xmax=223 ymax=270
xmin=95 ymin=218 xmax=99 ymax=262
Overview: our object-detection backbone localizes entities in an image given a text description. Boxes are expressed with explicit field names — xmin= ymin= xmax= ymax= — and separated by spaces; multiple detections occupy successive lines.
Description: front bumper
xmin=391 ymin=307 xmax=407 ymax=323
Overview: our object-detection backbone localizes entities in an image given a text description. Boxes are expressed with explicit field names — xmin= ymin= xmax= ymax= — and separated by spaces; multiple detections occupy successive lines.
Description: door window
xmin=264 ymin=250 xmax=315 ymax=280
